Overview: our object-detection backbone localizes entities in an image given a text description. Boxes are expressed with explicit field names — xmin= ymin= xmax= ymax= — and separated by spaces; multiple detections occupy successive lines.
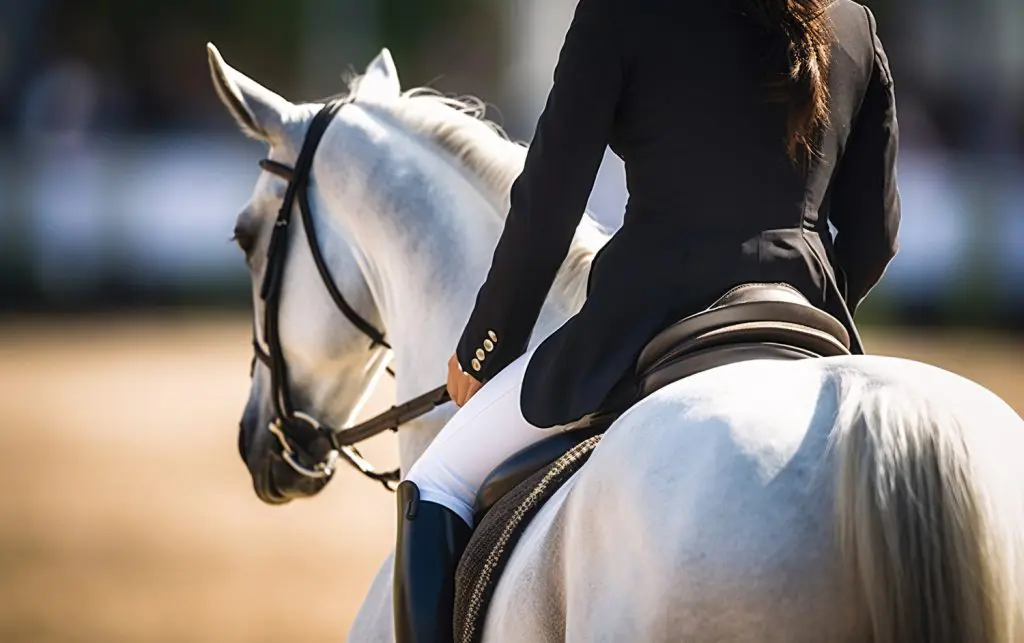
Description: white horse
xmin=209 ymin=45 xmax=1024 ymax=643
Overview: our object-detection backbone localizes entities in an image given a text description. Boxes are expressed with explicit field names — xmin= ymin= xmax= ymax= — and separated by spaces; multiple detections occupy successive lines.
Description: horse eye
xmin=232 ymin=224 xmax=257 ymax=255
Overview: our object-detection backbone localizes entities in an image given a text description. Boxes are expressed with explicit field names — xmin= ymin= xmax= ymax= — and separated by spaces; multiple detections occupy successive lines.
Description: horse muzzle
xmin=253 ymin=452 xmax=331 ymax=505
xmin=239 ymin=412 xmax=331 ymax=505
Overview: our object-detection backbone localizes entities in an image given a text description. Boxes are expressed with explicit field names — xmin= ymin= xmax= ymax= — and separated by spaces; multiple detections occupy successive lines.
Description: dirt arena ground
xmin=1 ymin=315 xmax=1021 ymax=642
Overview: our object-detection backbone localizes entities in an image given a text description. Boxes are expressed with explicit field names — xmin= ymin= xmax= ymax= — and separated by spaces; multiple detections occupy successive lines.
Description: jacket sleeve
xmin=455 ymin=0 xmax=627 ymax=382
xmin=828 ymin=6 xmax=901 ymax=312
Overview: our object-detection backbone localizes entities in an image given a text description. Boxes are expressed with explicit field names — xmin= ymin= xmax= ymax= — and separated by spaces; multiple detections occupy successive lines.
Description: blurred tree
xmin=379 ymin=0 xmax=469 ymax=65
xmin=378 ymin=0 xmax=506 ymax=105
xmin=27 ymin=0 xmax=304 ymax=131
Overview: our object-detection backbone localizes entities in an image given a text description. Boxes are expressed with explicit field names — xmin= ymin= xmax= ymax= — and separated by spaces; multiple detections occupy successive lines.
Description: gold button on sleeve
xmin=470 ymin=358 xmax=481 ymax=372
xmin=475 ymin=348 xmax=486 ymax=361
xmin=488 ymin=330 xmax=498 ymax=343
xmin=483 ymin=339 xmax=494 ymax=352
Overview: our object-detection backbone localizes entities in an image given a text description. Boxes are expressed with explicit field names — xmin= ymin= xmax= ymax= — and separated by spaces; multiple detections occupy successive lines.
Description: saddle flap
xmin=474 ymin=420 xmax=611 ymax=520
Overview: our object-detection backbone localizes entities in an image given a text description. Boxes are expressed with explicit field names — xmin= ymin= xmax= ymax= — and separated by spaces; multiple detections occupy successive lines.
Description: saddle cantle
xmin=472 ymin=282 xmax=850 ymax=517
xmin=456 ymin=283 xmax=853 ymax=643
xmin=636 ymin=282 xmax=851 ymax=396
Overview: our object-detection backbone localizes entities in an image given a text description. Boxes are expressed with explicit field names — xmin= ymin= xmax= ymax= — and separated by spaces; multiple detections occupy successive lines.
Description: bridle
xmin=251 ymin=97 xmax=450 ymax=491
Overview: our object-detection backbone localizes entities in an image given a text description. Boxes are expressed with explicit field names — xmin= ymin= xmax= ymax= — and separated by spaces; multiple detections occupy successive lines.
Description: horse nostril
xmin=238 ymin=418 xmax=250 ymax=462
xmin=238 ymin=397 xmax=261 ymax=463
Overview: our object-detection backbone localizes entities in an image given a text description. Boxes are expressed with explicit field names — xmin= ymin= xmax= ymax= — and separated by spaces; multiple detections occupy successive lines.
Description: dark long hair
xmin=738 ymin=0 xmax=835 ymax=165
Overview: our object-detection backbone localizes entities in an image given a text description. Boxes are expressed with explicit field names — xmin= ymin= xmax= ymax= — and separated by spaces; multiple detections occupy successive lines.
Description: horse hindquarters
xmin=487 ymin=358 xmax=1024 ymax=642
xmin=832 ymin=376 xmax=1024 ymax=643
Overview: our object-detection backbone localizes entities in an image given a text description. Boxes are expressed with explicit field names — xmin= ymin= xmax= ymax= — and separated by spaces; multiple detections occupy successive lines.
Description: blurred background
xmin=0 ymin=0 xmax=1021 ymax=641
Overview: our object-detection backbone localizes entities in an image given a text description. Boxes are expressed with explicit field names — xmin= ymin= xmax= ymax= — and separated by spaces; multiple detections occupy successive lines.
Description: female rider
xmin=394 ymin=0 xmax=900 ymax=640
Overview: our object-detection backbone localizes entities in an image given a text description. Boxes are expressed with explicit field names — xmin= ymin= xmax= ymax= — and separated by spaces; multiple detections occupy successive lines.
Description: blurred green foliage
xmin=380 ymin=0 xmax=472 ymax=60
xmin=55 ymin=0 xmax=484 ymax=97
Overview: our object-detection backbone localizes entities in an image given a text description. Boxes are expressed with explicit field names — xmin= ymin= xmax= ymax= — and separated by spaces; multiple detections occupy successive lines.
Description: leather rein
xmin=252 ymin=97 xmax=450 ymax=491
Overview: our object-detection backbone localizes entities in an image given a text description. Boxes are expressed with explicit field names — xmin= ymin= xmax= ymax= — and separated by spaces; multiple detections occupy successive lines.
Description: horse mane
xmin=395 ymin=88 xmax=523 ymax=207
xmin=342 ymin=75 xmax=610 ymax=315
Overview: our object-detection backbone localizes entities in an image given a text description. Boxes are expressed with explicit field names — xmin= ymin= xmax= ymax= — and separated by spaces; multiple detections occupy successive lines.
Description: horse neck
xmin=314 ymin=104 xmax=600 ymax=472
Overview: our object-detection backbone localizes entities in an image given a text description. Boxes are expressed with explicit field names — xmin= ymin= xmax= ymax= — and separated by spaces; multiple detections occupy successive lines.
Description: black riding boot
xmin=393 ymin=480 xmax=472 ymax=643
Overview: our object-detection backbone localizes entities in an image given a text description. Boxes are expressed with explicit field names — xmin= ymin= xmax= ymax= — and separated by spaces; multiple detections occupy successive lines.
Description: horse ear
xmin=207 ymin=42 xmax=295 ymax=143
xmin=356 ymin=48 xmax=401 ymax=99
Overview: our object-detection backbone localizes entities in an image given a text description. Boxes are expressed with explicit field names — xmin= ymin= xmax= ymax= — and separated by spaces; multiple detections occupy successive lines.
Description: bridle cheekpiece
xmin=251 ymin=97 xmax=449 ymax=491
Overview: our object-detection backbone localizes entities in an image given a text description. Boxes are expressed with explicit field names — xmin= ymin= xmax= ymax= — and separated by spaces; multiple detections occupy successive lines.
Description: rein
xmin=252 ymin=97 xmax=451 ymax=490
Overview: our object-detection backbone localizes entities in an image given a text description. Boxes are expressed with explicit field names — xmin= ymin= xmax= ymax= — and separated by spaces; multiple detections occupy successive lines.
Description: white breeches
xmin=405 ymin=349 xmax=571 ymax=526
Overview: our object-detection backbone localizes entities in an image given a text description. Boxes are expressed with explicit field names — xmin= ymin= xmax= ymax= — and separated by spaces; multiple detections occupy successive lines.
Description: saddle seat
xmin=473 ymin=283 xmax=851 ymax=518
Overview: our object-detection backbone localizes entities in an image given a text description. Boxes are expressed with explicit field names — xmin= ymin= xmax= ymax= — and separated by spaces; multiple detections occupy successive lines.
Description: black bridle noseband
xmin=252 ymin=97 xmax=450 ymax=490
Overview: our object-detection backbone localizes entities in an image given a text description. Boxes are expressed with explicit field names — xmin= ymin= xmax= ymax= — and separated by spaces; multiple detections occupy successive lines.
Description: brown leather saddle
xmin=472 ymin=282 xmax=851 ymax=519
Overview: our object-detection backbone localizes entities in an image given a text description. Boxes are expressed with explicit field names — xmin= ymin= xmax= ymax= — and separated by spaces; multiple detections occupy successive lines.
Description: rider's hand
xmin=447 ymin=353 xmax=482 ymax=407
